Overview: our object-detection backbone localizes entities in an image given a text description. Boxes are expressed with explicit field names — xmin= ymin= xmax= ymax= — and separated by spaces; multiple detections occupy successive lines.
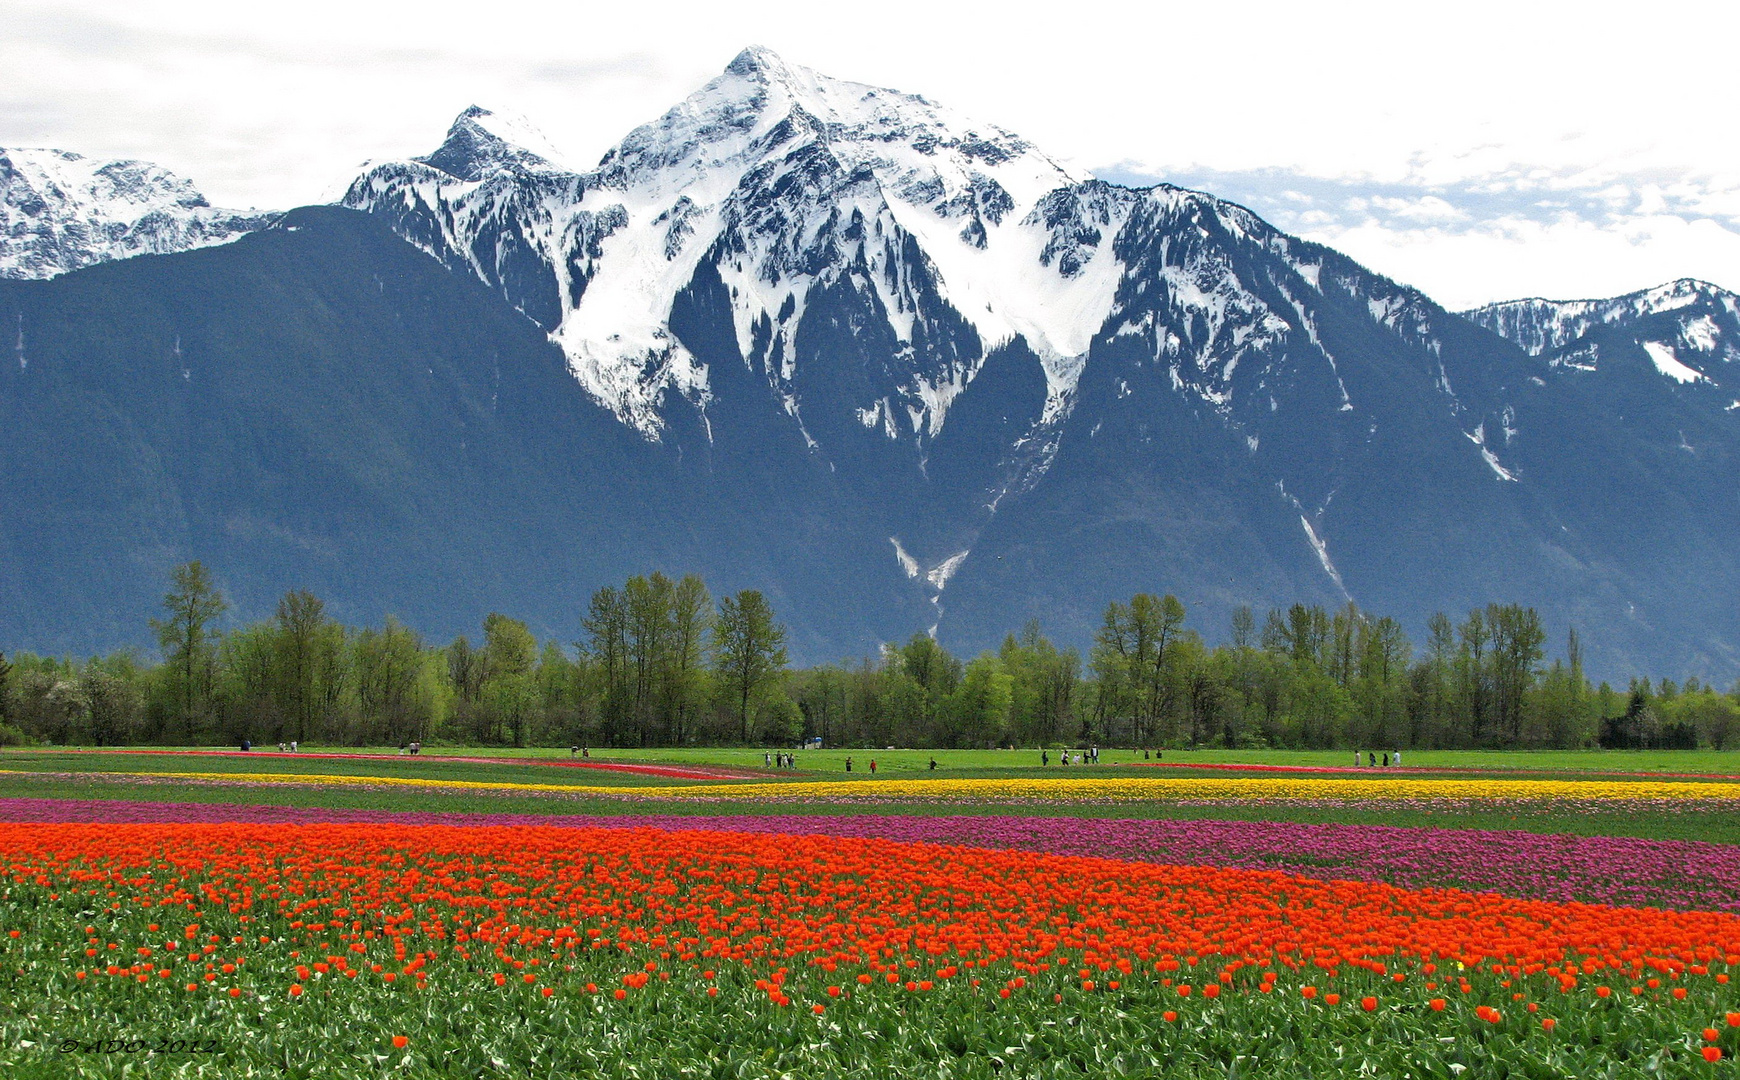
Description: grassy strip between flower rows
xmin=1 ymin=822 xmax=1738 ymax=1078
xmin=19 ymin=747 xmax=1740 ymax=776
xmin=9 ymin=769 xmax=1740 ymax=803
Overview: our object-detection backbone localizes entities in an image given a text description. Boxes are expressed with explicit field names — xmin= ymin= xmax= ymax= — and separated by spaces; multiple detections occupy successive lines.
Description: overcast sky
xmin=4 ymin=0 xmax=1737 ymax=309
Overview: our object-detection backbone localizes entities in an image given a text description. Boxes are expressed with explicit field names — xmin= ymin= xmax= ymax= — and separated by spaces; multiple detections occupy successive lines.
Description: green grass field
xmin=11 ymin=744 xmax=1740 ymax=774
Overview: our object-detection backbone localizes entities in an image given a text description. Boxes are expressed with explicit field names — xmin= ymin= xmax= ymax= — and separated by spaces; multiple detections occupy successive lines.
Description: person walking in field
xmin=1393 ymin=749 xmax=1402 ymax=767
xmin=1042 ymin=750 xmax=1049 ymax=766
xmin=845 ymin=757 xmax=853 ymax=773
xmin=1354 ymin=749 xmax=1362 ymax=767
xmin=869 ymin=759 xmax=877 ymax=775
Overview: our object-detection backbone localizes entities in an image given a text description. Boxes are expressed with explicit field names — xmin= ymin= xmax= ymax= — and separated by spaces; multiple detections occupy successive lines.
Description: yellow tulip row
xmin=17 ymin=768 xmax=1740 ymax=803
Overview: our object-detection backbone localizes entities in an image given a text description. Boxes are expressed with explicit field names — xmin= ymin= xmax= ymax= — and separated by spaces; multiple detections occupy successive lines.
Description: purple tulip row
xmin=4 ymin=796 xmax=1736 ymax=913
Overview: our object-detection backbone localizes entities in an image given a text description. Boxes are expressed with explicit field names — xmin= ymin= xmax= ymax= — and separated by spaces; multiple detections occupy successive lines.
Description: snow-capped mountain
xmin=345 ymin=48 xmax=1112 ymax=440
xmin=343 ymin=47 xmax=1541 ymax=620
xmin=1465 ymin=279 xmax=1737 ymax=391
xmin=0 ymin=147 xmax=273 ymax=279
xmin=4 ymin=46 xmax=1739 ymax=680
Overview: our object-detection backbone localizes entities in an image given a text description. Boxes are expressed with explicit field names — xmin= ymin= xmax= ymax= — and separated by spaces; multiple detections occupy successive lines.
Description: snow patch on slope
xmin=1465 ymin=423 xmax=1519 ymax=481
xmin=1642 ymin=341 xmax=1708 ymax=384
xmin=1298 ymin=516 xmax=1349 ymax=596
xmin=926 ymin=550 xmax=970 ymax=590
xmin=890 ymin=537 xmax=921 ymax=579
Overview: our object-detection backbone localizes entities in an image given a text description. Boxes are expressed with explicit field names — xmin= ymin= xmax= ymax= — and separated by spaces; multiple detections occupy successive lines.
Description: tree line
xmin=1 ymin=562 xmax=1735 ymax=751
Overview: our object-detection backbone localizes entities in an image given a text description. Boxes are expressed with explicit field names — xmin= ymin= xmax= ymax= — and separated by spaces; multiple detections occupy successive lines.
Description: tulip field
xmin=2 ymin=749 xmax=1739 ymax=1077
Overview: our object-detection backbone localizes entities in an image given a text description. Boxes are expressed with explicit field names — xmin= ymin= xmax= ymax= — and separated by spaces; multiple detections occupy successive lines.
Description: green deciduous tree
xmin=150 ymin=561 xmax=227 ymax=737
xmin=713 ymin=590 xmax=788 ymax=744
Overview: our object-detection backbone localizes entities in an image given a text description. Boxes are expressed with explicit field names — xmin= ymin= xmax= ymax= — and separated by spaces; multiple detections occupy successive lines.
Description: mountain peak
xmin=723 ymin=44 xmax=795 ymax=82
xmin=417 ymin=105 xmax=569 ymax=181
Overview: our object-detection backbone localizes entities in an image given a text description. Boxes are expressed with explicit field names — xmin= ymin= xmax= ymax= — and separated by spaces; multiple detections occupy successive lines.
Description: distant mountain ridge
xmin=1 ymin=47 xmax=1737 ymax=681
xmin=0 ymin=147 xmax=273 ymax=280
xmin=1464 ymin=279 xmax=1737 ymax=395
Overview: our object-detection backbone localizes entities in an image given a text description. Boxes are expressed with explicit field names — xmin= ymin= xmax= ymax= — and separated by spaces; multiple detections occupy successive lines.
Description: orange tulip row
xmin=3 ymin=821 xmax=1737 ymax=996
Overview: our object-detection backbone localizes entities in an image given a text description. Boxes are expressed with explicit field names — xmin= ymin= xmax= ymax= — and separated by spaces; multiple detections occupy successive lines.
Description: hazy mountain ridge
xmin=1464 ymin=279 xmax=1738 ymax=398
xmin=0 ymin=147 xmax=274 ymax=280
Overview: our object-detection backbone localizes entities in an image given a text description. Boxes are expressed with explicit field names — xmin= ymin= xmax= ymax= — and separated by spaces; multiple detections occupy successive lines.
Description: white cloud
xmin=1313 ymin=214 xmax=1740 ymax=311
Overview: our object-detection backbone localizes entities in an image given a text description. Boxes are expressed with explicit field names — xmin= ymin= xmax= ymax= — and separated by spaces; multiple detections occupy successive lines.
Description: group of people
xmin=396 ymin=741 xmax=422 ymax=755
xmin=1041 ymin=746 xmax=1101 ymax=766
xmin=239 ymin=738 xmax=300 ymax=752
xmin=842 ymin=756 xmax=876 ymax=774
xmin=765 ymin=751 xmax=799 ymax=769
xmin=1356 ymin=749 xmax=1402 ymax=767
xmin=275 ymin=740 xmax=298 ymax=753
xmin=570 ymin=746 xmax=590 ymax=758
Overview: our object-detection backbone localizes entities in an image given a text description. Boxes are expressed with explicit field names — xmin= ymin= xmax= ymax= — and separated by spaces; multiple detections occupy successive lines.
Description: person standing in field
xmin=1042 ymin=750 xmax=1049 ymax=766
xmin=1354 ymin=749 xmax=1362 ymax=767
xmin=869 ymin=759 xmax=877 ymax=775
xmin=845 ymin=757 xmax=853 ymax=773
xmin=1393 ymin=749 xmax=1402 ymax=767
